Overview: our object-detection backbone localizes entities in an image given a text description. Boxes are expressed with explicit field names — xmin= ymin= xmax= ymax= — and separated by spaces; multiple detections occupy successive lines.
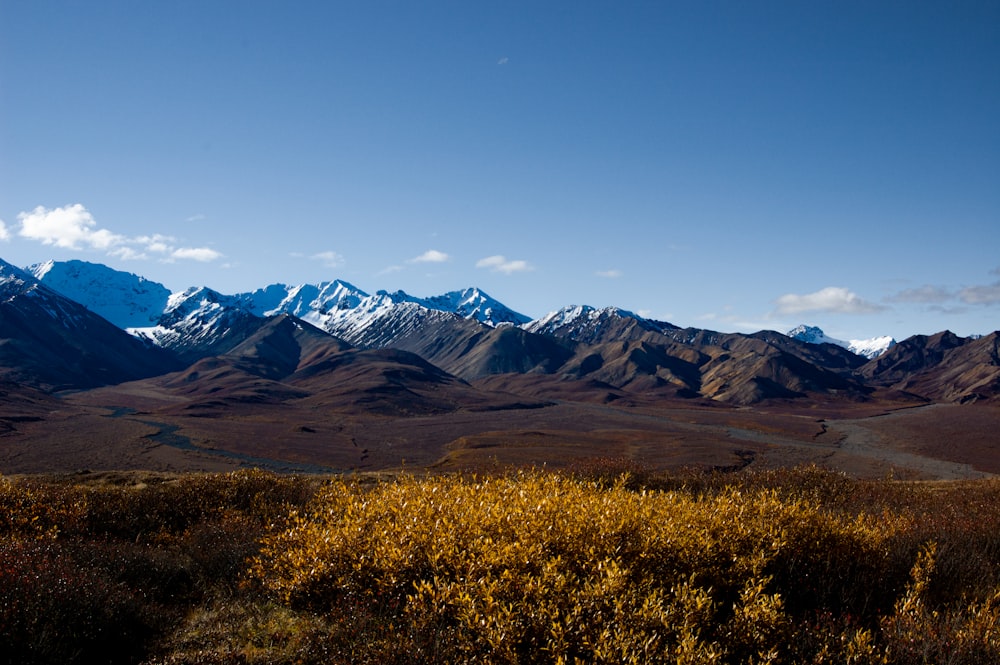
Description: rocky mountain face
xmin=5 ymin=258 xmax=997 ymax=405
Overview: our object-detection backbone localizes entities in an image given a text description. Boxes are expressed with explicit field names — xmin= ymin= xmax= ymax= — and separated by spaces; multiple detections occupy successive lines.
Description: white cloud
xmin=409 ymin=249 xmax=450 ymax=263
xmin=16 ymin=204 xmax=223 ymax=263
xmin=136 ymin=234 xmax=176 ymax=255
xmin=108 ymin=246 xmax=149 ymax=261
xmin=378 ymin=265 xmax=404 ymax=275
xmin=18 ymin=204 xmax=124 ymax=250
xmin=170 ymin=247 xmax=222 ymax=262
xmin=960 ymin=283 xmax=1000 ymax=305
xmin=596 ymin=269 xmax=622 ymax=278
xmin=476 ymin=255 xmax=534 ymax=274
xmin=497 ymin=56 xmax=509 ymax=65
xmin=774 ymin=286 xmax=886 ymax=315
xmin=0 ymin=219 xmax=9 ymax=241
xmin=311 ymin=250 xmax=344 ymax=268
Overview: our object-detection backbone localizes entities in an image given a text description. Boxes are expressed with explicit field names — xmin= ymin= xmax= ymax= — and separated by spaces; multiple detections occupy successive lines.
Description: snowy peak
xmin=414 ymin=287 xmax=530 ymax=327
xmin=28 ymin=259 xmax=171 ymax=329
xmin=786 ymin=325 xmax=839 ymax=346
xmin=787 ymin=324 xmax=896 ymax=360
xmin=291 ymin=284 xmax=526 ymax=348
xmin=0 ymin=258 xmax=34 ymax=297
xmin=237 ymin=280 xmax=368 ymax=318
xmin=235 ymin=282 xmax=525 ymax=328
xmin=1 ymin=259 xmax=108 ymax=332
xmin=522 ymin=305 xmax=678 ymax=346
xmin=163 ymin=286 xmax=245 ymax=319
xmin=525 ymin=305 xmax=641 ymax=336
xmin=315 ymin=291 xmax=461 ymax=348
xmin=130 ymin=286 xmax=264 ymax=362
xmin=849 ymin=336 xmax=897 ymax=360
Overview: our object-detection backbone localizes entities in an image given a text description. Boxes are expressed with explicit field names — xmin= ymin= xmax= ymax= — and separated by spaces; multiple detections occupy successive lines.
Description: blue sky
xmin=1 ymin=1 xmax=998 ymax=341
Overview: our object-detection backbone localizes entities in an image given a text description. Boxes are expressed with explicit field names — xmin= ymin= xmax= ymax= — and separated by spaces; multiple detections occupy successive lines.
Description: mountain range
xmin=2 ymin=258 xmax=996 ymax=409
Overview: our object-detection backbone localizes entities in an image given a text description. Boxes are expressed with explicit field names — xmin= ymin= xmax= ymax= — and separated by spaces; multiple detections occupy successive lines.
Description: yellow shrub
xmin=252 ymin=471 xmax=906 ymax=663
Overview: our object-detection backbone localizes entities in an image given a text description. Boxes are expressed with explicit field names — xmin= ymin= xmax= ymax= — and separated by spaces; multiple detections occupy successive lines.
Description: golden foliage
xmin=252 ymin=471 xmax=924 ymax=663
xmin=3 ymin=467 xmax=1000 ymax=663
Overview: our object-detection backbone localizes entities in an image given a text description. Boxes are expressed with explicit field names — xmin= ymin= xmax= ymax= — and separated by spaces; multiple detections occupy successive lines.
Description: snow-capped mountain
xmin=787 ymin=325 xmax=895 ymax=360
xmin=418 ymin=287 xmax=530 ymax=326
xmin=27 ymin=260 xmax=528 ymax=354
xmin=28 ymin=259 xmax=170 ymax=328
xmin=0 ymin=258 xmax=33 ymax=299
xmin=230 ymin=283 xmax=527 ymax=348
xmin=237 ymin=280 xmax=368 ymax=319
xmin=523 ymin=305 xmax=676 ymax=345
xmin=236 ymin=283 xmax=526 ymax=329
xmin=4 ymin=256 xmax=999 ymax=406
xmin=314 ymin=290 xmax=466 ymax=348
xmin=2 ymin=258 xmax=97 ymax=331
xmin=130 ymin=286 xmax=266 ymax=362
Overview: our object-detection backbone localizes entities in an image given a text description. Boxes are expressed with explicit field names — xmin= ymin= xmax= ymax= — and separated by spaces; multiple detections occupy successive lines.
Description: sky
xmin=1 ymin=1 xmax=998 ymax=341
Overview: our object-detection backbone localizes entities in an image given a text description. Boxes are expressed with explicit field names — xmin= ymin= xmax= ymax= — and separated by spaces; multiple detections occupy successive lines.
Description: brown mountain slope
xmin=697 ymin=336 xmax=869 ymax=405
xmin=391 ymin=320 xmax=575 ymax=380
xmin=222 ymin=314 xmax=353 ymax=378
xmin=288 ymin=347 xmax=542 ymax=416
xmin=860 ymin=331 xmax=1000 ymax=403
xmin=560 ymin=340 xmax=703 ymax=397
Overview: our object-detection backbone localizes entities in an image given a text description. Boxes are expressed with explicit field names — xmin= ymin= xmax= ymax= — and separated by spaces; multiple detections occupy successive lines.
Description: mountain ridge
xmin=6 ymin=257 xmax=998 ymax=405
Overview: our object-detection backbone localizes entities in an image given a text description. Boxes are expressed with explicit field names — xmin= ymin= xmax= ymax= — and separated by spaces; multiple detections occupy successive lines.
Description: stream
xmin=108 ymin=407 xmax=341 ymax=473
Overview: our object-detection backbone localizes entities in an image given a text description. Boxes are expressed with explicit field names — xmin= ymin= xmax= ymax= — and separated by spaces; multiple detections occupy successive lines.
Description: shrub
xmin=252 ymin=471 xmax=916 ymax=662
xmin=0 ymin=469 xmax=317 ymax=665
xmin=0 ymin=538 xmax=153 ymax=665
xmin=3 ymin=467 xmax=1000 ymax=663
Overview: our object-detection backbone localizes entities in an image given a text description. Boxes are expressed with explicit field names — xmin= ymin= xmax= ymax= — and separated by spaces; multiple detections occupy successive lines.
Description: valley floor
xmin=2 ymin=386 xmax=997 ymax=480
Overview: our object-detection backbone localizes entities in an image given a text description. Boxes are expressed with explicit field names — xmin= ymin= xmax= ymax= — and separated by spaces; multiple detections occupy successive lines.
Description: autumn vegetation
xmin=2 ymin=464 xmax=999 ymax=664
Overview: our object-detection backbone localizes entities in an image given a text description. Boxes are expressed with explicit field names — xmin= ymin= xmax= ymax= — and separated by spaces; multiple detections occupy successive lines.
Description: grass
xmin=1 ymin=464 xmax=999 ymax=663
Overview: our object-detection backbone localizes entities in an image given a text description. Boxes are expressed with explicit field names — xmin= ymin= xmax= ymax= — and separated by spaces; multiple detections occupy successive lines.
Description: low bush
xmin=2 ymin=466 xmax=999 ymax=663
xmin=251 ymin=470 xmax=1000 ymax=663
xmin=0 ymin=469 xmax=316 ymax=665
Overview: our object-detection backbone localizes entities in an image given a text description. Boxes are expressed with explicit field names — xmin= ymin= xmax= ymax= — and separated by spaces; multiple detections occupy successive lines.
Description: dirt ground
xmin=3 ymin=386 xmax=997 ymax=480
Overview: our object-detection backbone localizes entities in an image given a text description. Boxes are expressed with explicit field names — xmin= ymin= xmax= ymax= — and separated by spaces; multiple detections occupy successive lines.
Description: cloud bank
xmin=886 ymin=285 xmax=954 ymax=304
xmin=15 ymin=204 xmax=222 ymax=263
xmin=886 ymin=277 xmax=1000 ymax=308
xmin=774 ymin=286 xmax=885 ymax=315
xmin=960 ymin=283 xmax=1000 ymax=305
